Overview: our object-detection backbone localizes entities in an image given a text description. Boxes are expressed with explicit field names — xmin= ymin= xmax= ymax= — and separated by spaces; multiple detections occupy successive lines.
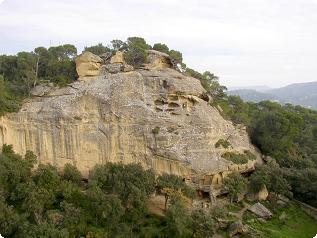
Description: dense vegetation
xmin=0 ymin=37 xmax=317 ymax=237
xmin=217 ymin=96 xmax=317 ymax=206
xmin=0 ymin=145 xmax=226 ymax=238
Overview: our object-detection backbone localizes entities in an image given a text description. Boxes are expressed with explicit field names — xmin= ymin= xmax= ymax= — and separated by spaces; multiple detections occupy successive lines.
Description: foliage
xmin=246 ymin=203 xmax=317 ymax=238
xmin=218 ymin=96 xmax=317 ymax=206
xmin=0 ymin=44 xmax=78 ymax=115
xmin=224 ymin=172 xmax=248 ymax=202
xmin=215 ymin=138 xmax=231 ymax=148
xmin=184 ymin=68 xmax=226 ymax=101
xmin=157 ymin=173 xmax=195 ymax=209
xmin=190 ymin=209 xmax=215 ymax=237
xmin=0 ymin=75 xmax=21 ymax=116
xmin=89 ymin=163 xmax=155 ymax=209
xmin=152 ymin=43 xmax=170 ymax=54
xmin=169 ymin=50 xmax=183 ymax=63
xmin=152 ymin=126 xmax=160 ymax=135
xmin=0 ymin=145 xmax=161 ymax=237
xmin=62 ymin=163 xmax=82 ymax=185
xmin=84 ymin=43 xmax=111 ymax=55
xmin=123 ymin=37 xmax=150 ymax=68
xmin=164 ymin=200 xmax=192 ymax=237
xmin=249 ymin=161 xmax=291 ymax=197
xmin=283 ymin=168 xmax=317 ymax=206
xmin=222 ymin=150 xmax=255 ymax=164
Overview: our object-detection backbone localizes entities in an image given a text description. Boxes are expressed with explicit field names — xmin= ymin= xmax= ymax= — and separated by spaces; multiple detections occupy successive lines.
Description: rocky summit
xmin=0 ymin=51 xmax=260 ymax=180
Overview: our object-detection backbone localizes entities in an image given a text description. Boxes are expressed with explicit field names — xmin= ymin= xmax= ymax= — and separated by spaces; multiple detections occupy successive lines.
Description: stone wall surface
xmin=0 ymin=53 xmax=261 ymax=177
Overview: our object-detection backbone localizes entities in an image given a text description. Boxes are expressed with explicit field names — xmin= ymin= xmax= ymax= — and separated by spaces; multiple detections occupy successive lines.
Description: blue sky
xmin=1 ymin=0 xmax=317 ymax=87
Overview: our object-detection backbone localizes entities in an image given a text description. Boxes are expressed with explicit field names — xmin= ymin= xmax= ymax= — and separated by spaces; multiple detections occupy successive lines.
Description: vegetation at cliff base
xmin=1 ymin=37 xmax=317 ymax=237
xmin=0 ymin=145 xmax=221 ymax=238
xmin=216 ymin=96 xmax=317 ymax=206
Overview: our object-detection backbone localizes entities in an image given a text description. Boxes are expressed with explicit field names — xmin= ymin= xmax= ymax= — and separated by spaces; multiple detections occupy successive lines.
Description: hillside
xmin=0 ymin=50 xmax=259 ymax=179
xmin=228 ymin=81 xmax=317 ymax=109
xmin=0 ymin=38 xmax=316 ymax=238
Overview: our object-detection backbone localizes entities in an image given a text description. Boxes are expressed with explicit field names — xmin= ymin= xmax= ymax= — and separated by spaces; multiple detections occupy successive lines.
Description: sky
xmin=1 ymin=0 xmax=317 ymax=88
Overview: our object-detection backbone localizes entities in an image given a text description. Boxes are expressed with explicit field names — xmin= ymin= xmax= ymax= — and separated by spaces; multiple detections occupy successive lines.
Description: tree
xmin=123 ymin=37 xmax=150 ymax=68
xmin=169 ymin=50 xmax=183 ymax=63
xmin=86 ymin=185 xmax=125 ymax=231
xmin=201 ymin=71 xmax=227 ymax=100
xmin=34 ymin=164 xmax=61 ymax=191
xmin=224 ymin=172 xmax=248 ymax=203
xmin=191 ymin=209 xmax=215 ymax=238
xmin=84 ymin=43 xmax=111 ymax=55
xmin=110 ymin=39 xmax=126 ymax=51
xmin=22 ymin=186 xmax=55 ymax=222
xmin=283 ymin=168 xmax=317 ymax=206
xmin=249 ymin=161 xmax=291 ymax=197
xmin=0 ymin=145 xmax=34 ymax=197
xmin=157 ymin=174 xmax=195 ymax=209
xmin=0 ymin=75 xmax=21 ymax=116
xmin=0 ymin=196 xmax=22 ymax=237
xmin=16 ymin=52 xmax=37 ymax=94
xmin=62 ymin=163 xmax=82 ymax=185
xmin=152 ymin=43 xmax=169 ymax=54
xmin=89 ymin=163 xmax=155 ymax=207
xmin=165 ymin=200 xmax=191 ymax=237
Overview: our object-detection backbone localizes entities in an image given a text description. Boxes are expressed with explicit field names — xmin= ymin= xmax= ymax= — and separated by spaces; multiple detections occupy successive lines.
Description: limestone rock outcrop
xmin=110 ymin=51 xmax=124 ymax=64
xmin=146 ymin=50 xmax=173 ymax=69
xmin=248 ymin=203 xmax=273 ymax=219
xmin=0 ymin=52 xmax=261 ymax=178
xmin=75 ymin=52 xmax=103 ymax=79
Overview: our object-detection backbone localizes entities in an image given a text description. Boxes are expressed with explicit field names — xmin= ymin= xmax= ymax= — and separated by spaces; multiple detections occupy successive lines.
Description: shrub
xmin=215 ymin=139 xmax=231 ymax=149
xmin=224 ymin=172 xmax=248 ymax=202
xmin=123 ymin=37 xmax=150 ymax=68
xmin=152 ymin=126 xmax=160 ymax=135
xmin=222 ymin=150 xmax=256 ymax=164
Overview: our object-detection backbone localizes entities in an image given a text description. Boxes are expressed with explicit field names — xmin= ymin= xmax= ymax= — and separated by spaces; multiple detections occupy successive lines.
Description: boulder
xmin=123 ymin=64 xmax=134 ymax=72
xmin=30 ymin=84 xmax=55 ymax=97
xmin=228 ymin=221 xmax=246 ymax=237
xmin=75 ymin=52 xmax=103 ymax=78
xmin=103 ymin=64 xmax=123 ymax=74
xmin=110 ymin=51 xmax=125 ymax=64
xmin=257 ymin=185 xmax=269 ymax=201
xmin=100 ymin=52 xmax=112 ymax=63
xmin=248 ymin=202 xmax=273 ymax=219
xmin=277 ymin=200 xmax=287 ymax=207
xmin=146 ymin=50 xmax=173 ymax=69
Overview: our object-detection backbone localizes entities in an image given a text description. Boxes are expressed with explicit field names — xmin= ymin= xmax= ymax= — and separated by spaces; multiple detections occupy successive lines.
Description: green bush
xmin=222 ymin=150 xmax=256 ymax=164
xmin=123 ymin=37 xmax=150 ymax=68
xmin=152 ymin=126 xmax=160 ymax=135
xmin=215 ymin=139 xmax=231 ymax=148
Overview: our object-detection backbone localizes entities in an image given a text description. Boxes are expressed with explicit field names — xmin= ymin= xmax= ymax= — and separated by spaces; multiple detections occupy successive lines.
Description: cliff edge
xmin=0 ymin=51 xmax=261 ymax=181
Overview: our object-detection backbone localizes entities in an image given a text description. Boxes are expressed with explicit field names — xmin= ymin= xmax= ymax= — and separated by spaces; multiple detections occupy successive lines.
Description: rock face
xmin=248 ymin=203 xmax=273 ymax=219
xmin=146 ymin=50 xmax=173 ymax=69
xmin=110 ymin=51 xmax=124 ymax=64
xmin=0 ymin=52 xmax=260 ymax=178
xmin=228 ymin=221 xmax=247 ymax=237
xmin=75 ymin=52 xmax=103 ymax=79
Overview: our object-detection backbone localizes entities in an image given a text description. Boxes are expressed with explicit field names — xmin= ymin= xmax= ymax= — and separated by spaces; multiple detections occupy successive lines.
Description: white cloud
xmin=0 ymin=0 xmax=317 ymax=87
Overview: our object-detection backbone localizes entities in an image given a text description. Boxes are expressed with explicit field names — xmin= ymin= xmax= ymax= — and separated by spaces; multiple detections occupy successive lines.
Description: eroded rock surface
xmin=0 ymin=53 xmax=261 ymax=178
xmin=75 ymin=51 xmax=103 ymax=79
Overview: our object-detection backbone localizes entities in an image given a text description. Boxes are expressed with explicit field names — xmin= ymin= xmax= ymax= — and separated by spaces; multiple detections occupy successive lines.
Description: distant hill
xmin=228 ymin=85 xmax=272 ymax=92
xmin=228 ymin=81 xmax=317 ymax=109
